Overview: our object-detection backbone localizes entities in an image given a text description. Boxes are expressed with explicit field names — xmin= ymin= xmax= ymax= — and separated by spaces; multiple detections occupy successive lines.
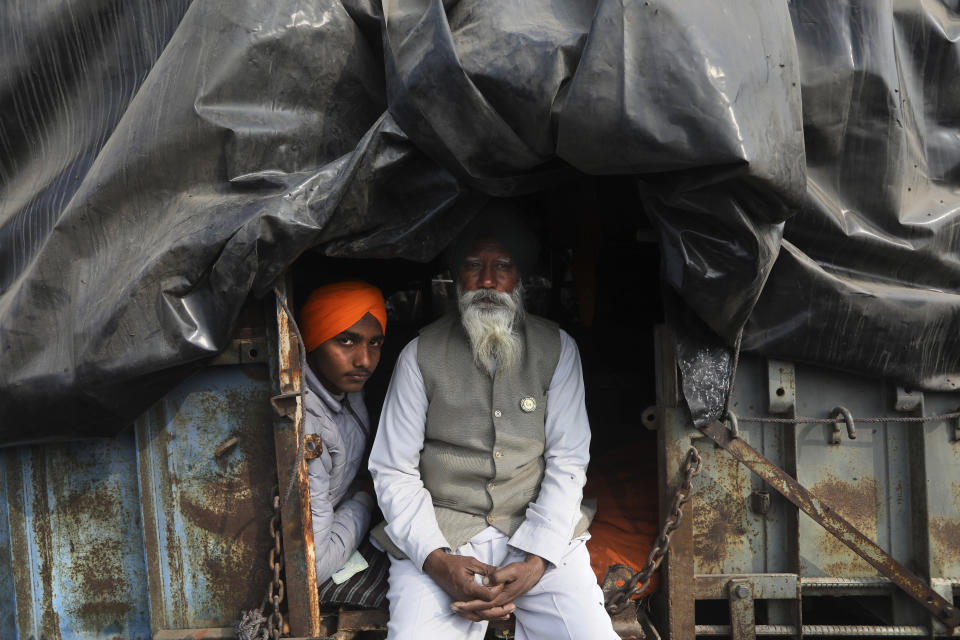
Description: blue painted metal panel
xmin=0 ymin=459 xmax=16 ymax=639
xmin=0 ymin=361 xmax=276 ymax=639
xmin=1 ymin=433 xmax=152 ymax=639
xmin=136 ymin=363 xmax=276 ymax=633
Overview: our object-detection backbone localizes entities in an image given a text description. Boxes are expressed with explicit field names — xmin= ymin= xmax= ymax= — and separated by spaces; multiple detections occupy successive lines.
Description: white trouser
xmin=384 ymin=527 xmax=619 ymax=640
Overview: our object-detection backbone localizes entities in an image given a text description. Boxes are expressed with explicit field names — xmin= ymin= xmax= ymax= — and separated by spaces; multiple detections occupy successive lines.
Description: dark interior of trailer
xmin=284 ymin=175 xmax=938 ymax=638
xmin=287 ymin=175 xmax=663 ymax=635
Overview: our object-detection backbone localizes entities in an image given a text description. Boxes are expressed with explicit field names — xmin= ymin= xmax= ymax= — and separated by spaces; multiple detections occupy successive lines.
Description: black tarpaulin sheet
xmin=0 ymin=0 xmax=956 ymax=444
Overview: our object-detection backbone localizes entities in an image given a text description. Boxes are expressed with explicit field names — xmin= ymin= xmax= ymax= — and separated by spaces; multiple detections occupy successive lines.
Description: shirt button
xmin=494 ymin=450 xmax=503 ymax=459
xmin=486 ymin=514 xmax=495 ymax=524
xmin=494 ymin=409 xmax=502 ymax=418
xmin=487 ymin=482 xmax=495 ymax=491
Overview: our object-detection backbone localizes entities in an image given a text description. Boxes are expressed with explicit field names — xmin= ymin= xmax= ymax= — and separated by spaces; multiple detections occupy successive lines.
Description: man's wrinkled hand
xmin=451 ymin=553 xmax=547 ymax=622
xmin=422 ymin=549 xmax=504 ymax=605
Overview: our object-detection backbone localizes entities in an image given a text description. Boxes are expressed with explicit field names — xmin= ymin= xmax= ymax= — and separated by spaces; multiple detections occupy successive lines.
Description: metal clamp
xmin=830 ymin=406 xmax=856 ymax=444
xmin=725 ymin=411 xmax=740 ymax=439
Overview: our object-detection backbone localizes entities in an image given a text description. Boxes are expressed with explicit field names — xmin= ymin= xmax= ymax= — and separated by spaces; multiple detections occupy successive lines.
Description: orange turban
xmin=300 ymin=282 xmax=387 ymax=352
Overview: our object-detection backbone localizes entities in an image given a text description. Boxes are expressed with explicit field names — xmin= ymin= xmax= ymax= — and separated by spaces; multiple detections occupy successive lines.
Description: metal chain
xmin=266 ymin=490 xmax=286 ymax=640
xmin=604 ymin=446 xmax=702 ymax=615
xmin=237 ymin=487 xmax=287 ymax=640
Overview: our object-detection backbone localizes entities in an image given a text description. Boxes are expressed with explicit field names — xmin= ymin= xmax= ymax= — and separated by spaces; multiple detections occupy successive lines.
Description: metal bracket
xmin=767 ymin=360 xmax=796 ymax=414
xmin=270 ymin=391 xmax=301 ymax=419
xmin=211 ymin=336 xmax=268 ymax=366
xmin=750 ymin=491 xmax=771 ymax=516
xmin=894 ymin=386 xmax=923 ymax=412
xmin=697 ymin=419 xmax=960 ymax=629
xmin=727 ymin=579 xmax=756 ymax=640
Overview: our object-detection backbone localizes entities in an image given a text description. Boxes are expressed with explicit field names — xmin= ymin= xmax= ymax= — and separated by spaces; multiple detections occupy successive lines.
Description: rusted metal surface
xmin=921 ymin=392 xmax=960 ymax=581
xmin=304 ymin=434 xmax=324 ymax=460
xmin=2 ymin=433 xmax=152 ymax=639
xmin=0 ymin=468 xmax=14 ymax=637
xmin=727 ymin=578 xmax=755 ymax=640
xmin=791 ymin=369 xmax=913 ymax=579
xmin=694 ymin=574 xmax=799 ymax=600
xmin=336 ymin=607 xmax=389 ymax=631
xmin=152 ymin=628 xmax=237 ymax=639
xmin=136 ymin=364 xmax=277 ymax=633
xmin=701 ymin=355 xmax=796 ymax=582
xmin=657 ymin=411 xmax=697 ymax=640
xmin=654 ymin=328 xmax=695 ymax=640
xmin=272 ymin=280 xmax=322 ymax=637
xmin=611 ymin=606 xmax=646 ymax=639
xmin=697 ymin=419 xmax=960 ymax=629
xmin=695 ymin=624 xmax=931 ymax=636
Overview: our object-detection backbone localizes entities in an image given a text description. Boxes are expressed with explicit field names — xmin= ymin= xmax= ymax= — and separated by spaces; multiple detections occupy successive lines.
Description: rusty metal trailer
xmin=2 ymin=289 xmax=959 ymax=639
xmin=653 ymin=328 xmax=960 ymax=639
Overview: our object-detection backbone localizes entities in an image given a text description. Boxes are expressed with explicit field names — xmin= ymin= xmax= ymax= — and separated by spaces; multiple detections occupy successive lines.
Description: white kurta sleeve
xmin=507 ymin=330 xmax=591 ymax=567
xmin=368 ymin=338 xmax=451 ymax=569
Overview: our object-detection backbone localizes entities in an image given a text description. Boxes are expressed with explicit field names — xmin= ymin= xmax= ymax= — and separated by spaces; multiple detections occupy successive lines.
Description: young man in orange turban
xmin=298 ymin=281 xmax=387 ymax=591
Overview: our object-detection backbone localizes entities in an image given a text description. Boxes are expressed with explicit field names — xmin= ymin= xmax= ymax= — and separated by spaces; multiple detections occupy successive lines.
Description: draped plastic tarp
xmin=0 ymin=0 xmax=956 ymax=444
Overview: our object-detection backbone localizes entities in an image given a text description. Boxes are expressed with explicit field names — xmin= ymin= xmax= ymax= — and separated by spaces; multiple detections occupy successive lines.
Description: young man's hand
xmin=449 ymin=553 xmax=547 ymax=622
xmin=422 ymin=549 xmax=504 ymax=609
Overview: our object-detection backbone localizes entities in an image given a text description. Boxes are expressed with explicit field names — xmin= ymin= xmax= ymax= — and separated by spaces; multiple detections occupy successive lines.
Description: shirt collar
xmin=304 ymin=366 xmax=344 ymax=413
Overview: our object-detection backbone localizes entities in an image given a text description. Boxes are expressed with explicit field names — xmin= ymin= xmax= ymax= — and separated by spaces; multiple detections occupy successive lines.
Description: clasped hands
xmin=422 ymin=548 xmax=547 ymax=622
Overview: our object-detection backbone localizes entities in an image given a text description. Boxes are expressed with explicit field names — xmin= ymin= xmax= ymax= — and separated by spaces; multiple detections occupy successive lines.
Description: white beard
xmin=457 ymin=283 xmax=525 ymax=378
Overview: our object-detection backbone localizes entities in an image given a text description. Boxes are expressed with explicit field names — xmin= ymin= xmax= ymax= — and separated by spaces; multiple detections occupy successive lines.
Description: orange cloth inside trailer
xmin=584 ymin=440 xmax=660 ymax=597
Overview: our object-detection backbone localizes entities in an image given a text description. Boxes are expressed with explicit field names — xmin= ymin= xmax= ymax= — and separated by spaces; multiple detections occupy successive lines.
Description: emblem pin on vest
xmin=520 ymin=396 xmax=537 ymax=413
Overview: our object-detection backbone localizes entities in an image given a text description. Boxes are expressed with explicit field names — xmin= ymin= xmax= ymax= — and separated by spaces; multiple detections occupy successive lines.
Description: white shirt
xmin=304 ymin=366 xmax=375 ymax=582
xmin=369 ymin=329 xmax=591 ymax=570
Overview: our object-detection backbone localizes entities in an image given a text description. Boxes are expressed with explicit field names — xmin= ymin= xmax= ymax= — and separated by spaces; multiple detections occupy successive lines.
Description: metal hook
xmin=830 ymin=406 xmax=856 ymax=444
xmin=725 ymin=410 xmax=740 ymax=439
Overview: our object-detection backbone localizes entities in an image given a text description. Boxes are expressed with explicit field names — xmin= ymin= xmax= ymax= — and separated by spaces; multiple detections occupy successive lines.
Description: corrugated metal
xmin=136 ymin=364 xmax=276 ymax=634
xmin=0 ymin=361 xmax=277 ymax=639
xmin=1 ymin=433 xmax=151 ymax=639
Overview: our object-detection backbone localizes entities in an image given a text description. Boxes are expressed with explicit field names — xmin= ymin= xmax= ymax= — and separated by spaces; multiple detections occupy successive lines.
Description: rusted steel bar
xmin=695 ymin=625 xmax=930 ymax=636
xmin=727 ymin=579 xmax=756 ymax=640
xmin=694 ymin=574 xmax=799 ymax=600
xmin=698 ymin=419 xmax=960 ymax=629
xmin=273 ymin=280 xmax=321 ymax=637
xmin=655 ymin=328 xmax=696 ymax=640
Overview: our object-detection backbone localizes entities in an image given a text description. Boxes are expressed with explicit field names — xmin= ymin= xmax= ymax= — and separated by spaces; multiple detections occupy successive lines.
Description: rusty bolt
xmin=734 ymin=584 xmax=751 ymax=599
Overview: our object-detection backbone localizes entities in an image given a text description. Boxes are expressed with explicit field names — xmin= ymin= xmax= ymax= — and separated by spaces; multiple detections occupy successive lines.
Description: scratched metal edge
xmin=274 ymin=279 xmax=321 ymax=636
xmin=1 ymin=449 xmax=29 ymax=639
xmin=137 ymin=398 xmax=188 ymax=631
xmin=28 ymin=447 xmax=61 ymax=638
xmin=0 ymin=456 xmax=15 ymax=639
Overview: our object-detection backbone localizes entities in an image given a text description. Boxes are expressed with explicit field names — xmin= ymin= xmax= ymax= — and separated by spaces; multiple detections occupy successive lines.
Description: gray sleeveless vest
xmin=372 ymin=312 xmax=592 ymax=559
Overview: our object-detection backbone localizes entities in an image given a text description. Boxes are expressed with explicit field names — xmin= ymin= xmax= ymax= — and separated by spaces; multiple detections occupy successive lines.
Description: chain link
xmin=604 ymin=446 xmax=702 ymax=615
xmin=266 ymin=491 xmax=286 ymax=640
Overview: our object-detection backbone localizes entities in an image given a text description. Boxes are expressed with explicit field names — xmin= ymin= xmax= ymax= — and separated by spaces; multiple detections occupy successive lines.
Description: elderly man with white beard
xmin=368 ymin=206 xmax=618 ymax=640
